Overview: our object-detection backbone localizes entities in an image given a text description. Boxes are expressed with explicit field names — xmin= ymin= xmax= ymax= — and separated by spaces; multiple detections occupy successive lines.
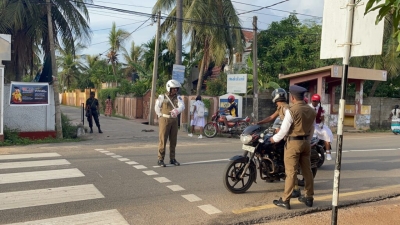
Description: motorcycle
xmin=203 ymin=111 xmax=250 ymax=138
xmin=311 ymin=135 xmax=327 ymax=168
xmin=223 ymin=121 xmax=320 ymax=194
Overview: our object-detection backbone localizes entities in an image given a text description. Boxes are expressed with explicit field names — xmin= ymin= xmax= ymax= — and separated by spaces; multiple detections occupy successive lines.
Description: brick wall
xmin=363 ymin=97 xmax=400 ymax=129
xmin=243 ymin=92 xmax=276 ymax=122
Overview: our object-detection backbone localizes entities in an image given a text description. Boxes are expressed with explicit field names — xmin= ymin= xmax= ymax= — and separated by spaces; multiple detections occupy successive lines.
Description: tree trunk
xmin=368 ymin=80 xmax=380 ymax=97
xmin=196 ymin=39 xmax=210 ymax=94
xmin=196 ymin=56 xmax=206 ymax=94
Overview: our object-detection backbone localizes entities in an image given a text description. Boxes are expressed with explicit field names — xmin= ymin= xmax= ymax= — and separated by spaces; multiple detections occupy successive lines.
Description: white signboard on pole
xmin=320 ymin=0 xmax=384 ymax=59
xmin=227 ymin=74 xmax=247 ymax=94
xmin=172 ymin=64 xmax=185 ymax=84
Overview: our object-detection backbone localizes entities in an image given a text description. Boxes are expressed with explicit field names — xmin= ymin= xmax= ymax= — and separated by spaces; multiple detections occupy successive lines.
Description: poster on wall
xmin=9 ymin=82 xmax=49 ymax=105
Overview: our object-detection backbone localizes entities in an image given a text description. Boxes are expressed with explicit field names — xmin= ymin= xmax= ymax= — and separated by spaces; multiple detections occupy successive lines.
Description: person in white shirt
xmin=189 ymin=95 xmax=206 ymax=139
xmin=309 ymin=94 xmax=333 ymax=161
xmin=389 ymin=105 xmax=399 ymax=120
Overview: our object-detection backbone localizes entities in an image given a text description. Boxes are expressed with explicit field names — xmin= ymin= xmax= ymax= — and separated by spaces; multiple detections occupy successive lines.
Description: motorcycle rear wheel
xmin=223 ymin=160 xmax=255 ymax=194
xmin=203 ymin=123 xmax=217 ymax=138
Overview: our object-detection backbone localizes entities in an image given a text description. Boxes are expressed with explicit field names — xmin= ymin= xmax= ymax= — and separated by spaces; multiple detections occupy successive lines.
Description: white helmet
xmin=271 ymin=88 xmax=287 ymax=103
xmin=166 ymin=79 xmax=181 ymax=92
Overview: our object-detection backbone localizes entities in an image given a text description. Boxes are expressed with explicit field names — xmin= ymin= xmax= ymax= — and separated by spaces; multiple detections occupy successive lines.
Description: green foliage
xmin=204 ymin=73 xmax=227 ymax=96
xmin=257 ymin=15 xmax=339 ymax=89
xmin=98 ymin=88 xmax=119 ymax=105
xmin=61 ymin=113 xmax=78 ymax=139
xmin=203 ymin=98 xmax=211 ymax=109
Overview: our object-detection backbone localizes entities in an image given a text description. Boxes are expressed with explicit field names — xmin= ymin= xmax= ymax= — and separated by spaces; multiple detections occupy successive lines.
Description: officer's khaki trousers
xmin=283 ymin=139 xmax=314 ymax=201
xmin=158 ymin=117 xmax=178 ymax=160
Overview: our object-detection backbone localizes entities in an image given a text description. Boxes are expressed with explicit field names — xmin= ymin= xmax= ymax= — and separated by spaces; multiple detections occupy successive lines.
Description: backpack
xmin=196 ymin=102 xmax=205 ymax=118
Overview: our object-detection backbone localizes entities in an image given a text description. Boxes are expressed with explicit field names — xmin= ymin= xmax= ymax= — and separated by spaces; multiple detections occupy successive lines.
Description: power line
xmin=232 ymin=0 xmax=322 ymax=18
xmin=69 ymin=1 xmax=254 ymax=30
xmin=91 ymin=20 xmax=151 ymax=32
xmin=236 ymin=0 xmax=290 ymax=16
xmin=94 ymin=0 xmax=152 ymax=9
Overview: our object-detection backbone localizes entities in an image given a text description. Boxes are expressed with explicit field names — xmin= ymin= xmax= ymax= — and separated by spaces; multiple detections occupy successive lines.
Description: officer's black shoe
xmin=170 ymin=159 xmax=180 ymax=166
xmin=298 ymin=195 xmax=314 ymax=207
xmin=98 ymin=128 xmax=103 ymax=133
xmin=298 ymin=178 xmax=305 ymax=187
xmin=157 ymin=160 xmax=166 ymax=167
xmin=90 ymin=128 xmax=93 ymax=133
xmin=273 ymin=198 xmax=290 ymax=210
xmin=291 ymin=189 xmax=301 ymax=198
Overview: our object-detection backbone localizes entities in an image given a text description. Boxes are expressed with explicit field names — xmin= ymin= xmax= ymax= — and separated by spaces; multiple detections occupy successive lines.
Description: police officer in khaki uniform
xmin=270 ymin=85 xmax=316 ymax=210
xmin=155 ymin=79 xmax=185 ymax=167
xmin=257 ymin=88 xmax=302 ymax=198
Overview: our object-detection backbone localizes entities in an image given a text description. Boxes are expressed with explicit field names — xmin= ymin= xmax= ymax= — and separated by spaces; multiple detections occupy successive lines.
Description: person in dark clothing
xmin=86 ymin=92 xmax=103 ymax=133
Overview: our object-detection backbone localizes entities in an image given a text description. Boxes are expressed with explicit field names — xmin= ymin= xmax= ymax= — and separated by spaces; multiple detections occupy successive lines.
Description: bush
xmin=61 ymin=113 xmax=78 ymax=139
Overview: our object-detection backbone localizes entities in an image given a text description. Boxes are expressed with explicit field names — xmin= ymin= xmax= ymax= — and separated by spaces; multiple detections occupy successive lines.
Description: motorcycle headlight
xmin=240 ymin=134 xmax=253 ymax=144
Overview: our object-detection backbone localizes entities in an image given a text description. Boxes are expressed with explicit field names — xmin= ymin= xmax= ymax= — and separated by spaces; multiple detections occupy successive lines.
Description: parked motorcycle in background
xmin=223 ymin=117 xmax=320 ymax=194
xmin=203 ymin=111 xmax=250 ymax=138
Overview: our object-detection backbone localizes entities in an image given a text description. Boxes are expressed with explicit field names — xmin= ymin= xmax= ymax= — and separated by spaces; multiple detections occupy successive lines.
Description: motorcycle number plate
xmin=242 ymin=144 xmax=255 ymax=153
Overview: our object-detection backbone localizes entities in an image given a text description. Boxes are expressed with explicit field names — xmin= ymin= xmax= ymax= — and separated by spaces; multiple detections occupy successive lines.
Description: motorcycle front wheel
xmin=316 ymin=146 xmax=325 ymax=168
xmin=223 ymin=160 xmax=255 ymax=194
xmin=203 ymin=123 xmax=217 ymax=138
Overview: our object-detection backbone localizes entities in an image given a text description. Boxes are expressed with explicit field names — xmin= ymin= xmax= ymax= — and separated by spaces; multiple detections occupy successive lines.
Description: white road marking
xmin=5 ymin=209 xmax=129 ymax=225
xmin=105 ymin=153 xmax=115 ymax=156
xmin=182 ymin=194 xmax=202 ymax=202
xmin=118 ymin=158 xmax=130 ymax=162
xmin=133 ymin=165 xmax=147 ymax=169
xmin=0 ymin=169 xmax=84 ymax=184
xmin=0 ymin=159 xmax=70 ymax=170
xmin=0 ymin=153 xmax=61 ymax=161
xmin=94 ymin=149 xmax=104 ymax=151
xmin=180 ymin=159 xmax=229 ymax=165
xmin=112 ymin=155 xmax=122 ymax=158
xmin=0 ymin=184 xmax=104 ymax=211
xmin=153 ymin=166 xmax=161 ymax=168
xmin=198 ymin=204 xmax=222 ymax=215
xmin=99 ymin=150 xmax=109 ymax=153
xmin=143 ymin=170 xmax=158 ymax=176
xmin=126 ymin=161 xmax=139 ymax=165
xmin=350 ymin=148 xmax=398 ymax=152
xmin=154 ymin=177 xmax=171 ymax=183
xmin=166 ymin=185 xmax=185 ymax=191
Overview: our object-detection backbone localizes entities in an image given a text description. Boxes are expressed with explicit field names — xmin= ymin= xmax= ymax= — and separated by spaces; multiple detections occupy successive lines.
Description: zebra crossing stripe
xmin=5 ymin=209 xmax=129 ymax=225
xmin=0 ymin=184 xmax=104 ymax=211
xmin=0 ymin=169 xmax=85 ymax=184
xmin=0 ymin=153 xmax=61 ymax=161
xmin=198 ymin=204 xmax=222 ymax=215
xmin=0 ymin=159 xmax=70 ymax=170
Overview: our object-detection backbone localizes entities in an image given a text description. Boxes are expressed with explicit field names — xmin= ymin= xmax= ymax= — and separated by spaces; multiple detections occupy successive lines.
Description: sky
xmin=84 ymin=0 xmax=325 ymax=57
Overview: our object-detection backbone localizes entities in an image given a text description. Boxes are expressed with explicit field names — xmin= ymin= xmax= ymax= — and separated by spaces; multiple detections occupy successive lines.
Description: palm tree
xmin=0 ymin=0 xmax=92 ymax=81
xmin=107 ymin=22 xmax=130 ymax=77
xmin=56 ymin=44 xmax=86 ymax=90
xmin=153 ymin=0 xmax=245 ymax=94
xmin=122 ymin=41 xmax=143 ymax=77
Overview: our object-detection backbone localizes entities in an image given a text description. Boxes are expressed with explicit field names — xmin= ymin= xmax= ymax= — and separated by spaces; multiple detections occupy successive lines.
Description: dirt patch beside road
xmin=263 ymin=197 xmax=400 ymax=225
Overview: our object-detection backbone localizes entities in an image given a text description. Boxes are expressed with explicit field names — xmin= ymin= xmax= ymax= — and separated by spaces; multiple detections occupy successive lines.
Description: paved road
xmin=0 ymin=106 xmax=399 ymax=224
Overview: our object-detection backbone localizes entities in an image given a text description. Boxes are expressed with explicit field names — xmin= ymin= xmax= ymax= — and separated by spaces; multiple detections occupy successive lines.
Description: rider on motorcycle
xmin=222 ymin=95 xmax=238 ymax=132
xmin=256 ymin=88 xmax=288 ymax=127
xmin=309 ymin=94 xmax=333 ymax=161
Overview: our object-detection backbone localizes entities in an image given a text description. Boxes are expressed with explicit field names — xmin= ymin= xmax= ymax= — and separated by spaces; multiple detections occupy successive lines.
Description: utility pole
xmin=331 ymin=0 xmax=355 ymax=224
xmin=176 ymin=0 xmax=183 ymax=65
xmin=46 ymin=0 xmax=63 ymax=139
xmin=252 ymin=16 xmax=259 ymax=121
xmin=149 ymin=11 xmax=161 ymax=126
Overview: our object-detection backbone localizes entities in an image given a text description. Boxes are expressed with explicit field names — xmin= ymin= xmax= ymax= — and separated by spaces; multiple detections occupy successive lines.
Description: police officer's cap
xmin=289 ymin=85 xmax=307 ymax=99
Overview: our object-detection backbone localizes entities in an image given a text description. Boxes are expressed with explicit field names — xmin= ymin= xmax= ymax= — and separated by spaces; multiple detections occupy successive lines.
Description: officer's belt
xmin=287 ymin=136 xmax=308 ymax=141
xmin=162 ymin=114 xmax=172 ymax=118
